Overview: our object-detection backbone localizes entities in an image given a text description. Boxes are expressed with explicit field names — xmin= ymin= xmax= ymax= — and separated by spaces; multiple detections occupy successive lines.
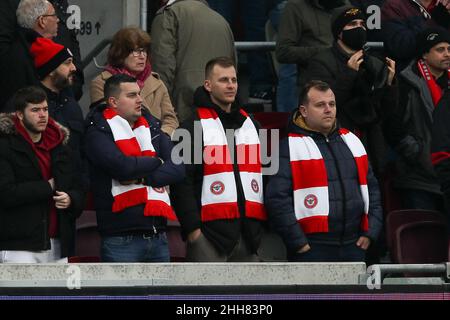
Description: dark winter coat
xmin=431 ymin=90 xmax=450 ymax=203
xmin=41 ymin=85 xmax=87 ymax=188
xmin=0 ymin=114 xmax=85 ymax=257
xmin=0 ymin=27 xmax=40 ymax=109
xmin=171 ymin=87 xmax=266 ymax=255
xmin=84 ymin=105 xmax=185 ymax=236
xmin=265 ymin=111 xmax=382 ymax=253
xmin=388 ymin=62 xmax=446 ymax=195
xmin=302 ymin=42 xmax=398 ymax=174
xmin=381 ymin=0 xmax=450 ymax=71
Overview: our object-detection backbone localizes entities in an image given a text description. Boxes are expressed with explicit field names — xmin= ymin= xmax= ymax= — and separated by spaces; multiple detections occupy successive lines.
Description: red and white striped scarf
xmin=197 ymin=107 xmax=267 ymax=222
xmin=288 ymin=128 xmax=369 ymax=234
xmin=103 ymin=107 xmax=176 ymax=220
xmin=417 ymin=59 xmax=450 ymax=107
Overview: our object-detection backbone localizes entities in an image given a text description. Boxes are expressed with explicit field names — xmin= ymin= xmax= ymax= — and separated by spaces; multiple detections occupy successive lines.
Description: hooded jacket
xmin=0 ymin=114 xmax=84 ymax=257
xmin=265 ymin=111 xmax=382 ymax=253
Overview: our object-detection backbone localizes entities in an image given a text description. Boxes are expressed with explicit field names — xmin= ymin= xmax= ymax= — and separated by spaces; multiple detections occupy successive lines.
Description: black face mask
xmin=341 ymin=27 xmax=367 ymax=51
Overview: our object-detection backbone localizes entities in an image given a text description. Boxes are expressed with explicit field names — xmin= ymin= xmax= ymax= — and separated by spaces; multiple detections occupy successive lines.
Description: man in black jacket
xmin=85 ymin=74 xmax=185 ymax=262
xmin=302 ymin=5 xmax=397 ymax=176
xmin=266 ymin=81 xmax=382 ymax=262
xmin=389 ymin=27 xmax=449 ymax=211
xmin=432 ymin=90 xmax=450 ymax=218
xmin=0 ymin=86 xmax=84 ymax=262
xmin=171 ymin=57 xmax=268 ymax=262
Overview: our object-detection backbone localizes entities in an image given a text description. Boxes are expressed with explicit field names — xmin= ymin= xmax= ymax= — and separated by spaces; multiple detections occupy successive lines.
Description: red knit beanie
xmin=29 ymin=37 xmax=73 ymax=79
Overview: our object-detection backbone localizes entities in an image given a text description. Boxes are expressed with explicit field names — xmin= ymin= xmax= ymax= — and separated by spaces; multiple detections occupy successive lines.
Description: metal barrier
xmin=81 ymin=40 xmax=384 ymax=70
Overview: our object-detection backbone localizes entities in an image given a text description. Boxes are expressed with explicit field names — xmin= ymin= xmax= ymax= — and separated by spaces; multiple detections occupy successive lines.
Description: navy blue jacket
xmin=266 ymin=112 xmax=382 ymax=253
xmin=84 ymin=105 xmax=185 ymax=236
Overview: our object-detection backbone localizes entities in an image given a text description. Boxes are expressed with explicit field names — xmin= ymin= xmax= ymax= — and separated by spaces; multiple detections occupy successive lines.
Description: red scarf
xmin=417 ymin=59 xmax=450 ymax=106
xmin=103 ymin=107 xmax=176 ymax=220
xmin=14 ymin=116 xmax=64 ymax=237
xmin=105 ymin=62 xmax=151 ymax=89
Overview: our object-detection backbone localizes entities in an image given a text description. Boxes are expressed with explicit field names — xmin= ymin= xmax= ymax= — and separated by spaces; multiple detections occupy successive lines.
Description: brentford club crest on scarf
xmin=210 ymin=181 xmax=225 ymax=195
xmin=251 ymin=179 xmax=259 ymax=193
xmin=304 ymin=194 xmax=318 ymax=209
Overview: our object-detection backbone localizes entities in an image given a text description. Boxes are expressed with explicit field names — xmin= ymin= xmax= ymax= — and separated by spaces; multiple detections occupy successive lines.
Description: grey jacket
xmin=275 ymin=0 xmax=347 ymax=74
xmin=150 ymin=0 xmax=235 ymax=123
xmin=391 ymin=62 xmax=442 ymax=194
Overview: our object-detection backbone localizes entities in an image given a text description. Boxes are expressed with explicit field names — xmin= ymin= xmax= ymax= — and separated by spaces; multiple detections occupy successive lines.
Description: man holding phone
xmin=302 ymin=5 xmax=397 ymax=177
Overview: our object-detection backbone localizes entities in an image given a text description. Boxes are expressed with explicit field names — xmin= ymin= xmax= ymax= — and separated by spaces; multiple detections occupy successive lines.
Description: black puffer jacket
xmin=265 ymin=111 xmax=382 ymax=253
xmin=0 ymin=114 xmax=84 ymax=257
xmin=171 ymin=87 xmax=266 ymax=255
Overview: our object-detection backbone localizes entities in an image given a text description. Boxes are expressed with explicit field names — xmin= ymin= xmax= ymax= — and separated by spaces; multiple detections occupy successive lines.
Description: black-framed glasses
xmin=40 ymin=13 xmax=58 ymax=18
xmin=131 ymin=48 xmax=148 ymax=57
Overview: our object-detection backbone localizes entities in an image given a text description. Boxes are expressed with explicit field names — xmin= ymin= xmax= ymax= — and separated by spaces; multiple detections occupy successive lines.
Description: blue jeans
xmin=289 ymin=242 xmax=366 ymax=262
xmin=101 ymin=232 xmax=170 ymax=262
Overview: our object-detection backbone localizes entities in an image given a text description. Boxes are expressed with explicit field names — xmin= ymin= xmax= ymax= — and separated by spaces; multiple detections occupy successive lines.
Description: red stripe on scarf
xmin=115 ymin=138 xmax=143 ymax=156
xmin=144 ymin=200 xmax=177 ymax=220
xmin=111 ymin=188 xmax=148 ymax=213
xmin=203 ymin=145 xmax=233 ymax=168
xmin=354 ymin=155 xmax=369 ymax=185
xmin=431 ymin=151 xmax=450 ymax=165
xmin=417 ymin=59 xmax=450 ymax=106
xmin=291 ymin=159 xmax=328 ymax=190
xmin=198 ymin=107 xmax=218 ymax=119
xmin=133 ymin=116 xmax=150 ymax=129
xmin=245 ymin=201 xmax=267 ymax=220
xmin=360 ymin=214 xmax=369 ymax=231
xmin=236 ymin=144 xmax=261 ymax=168
xmin=299 ymin=216 xmax=329 ymax=233
xmin=201 ymin=202 xmax=240 ymax=221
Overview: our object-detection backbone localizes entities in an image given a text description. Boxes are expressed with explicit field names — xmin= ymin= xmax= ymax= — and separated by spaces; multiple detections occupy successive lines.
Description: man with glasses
xmin=0 ymin=0 xmax=59 ymax=109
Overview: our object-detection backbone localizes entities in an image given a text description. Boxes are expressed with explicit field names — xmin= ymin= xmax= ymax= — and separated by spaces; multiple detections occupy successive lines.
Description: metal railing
xmin=81 ymin=40 xmax=384 ymax=70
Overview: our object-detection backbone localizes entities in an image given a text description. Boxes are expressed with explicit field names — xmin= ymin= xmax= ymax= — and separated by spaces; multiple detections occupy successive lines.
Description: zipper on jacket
xmin=323 ymin=135 xmax=347 ymax=245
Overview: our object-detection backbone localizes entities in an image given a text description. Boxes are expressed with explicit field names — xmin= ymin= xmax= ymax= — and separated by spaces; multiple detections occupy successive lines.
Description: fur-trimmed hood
xmin=0 ymin=113 xmax=70 ymax=145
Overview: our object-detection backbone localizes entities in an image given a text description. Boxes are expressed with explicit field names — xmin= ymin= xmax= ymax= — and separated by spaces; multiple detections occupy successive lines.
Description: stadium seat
xmin=395 ymin=220 xmax=448 ymax=264
xmin=386 ymin=209 xmax=448 ymax=264
xmin=73 ymin=210 xmax=101 ymax=262
xmin=167 ymin=220 xmax=186 ymax=262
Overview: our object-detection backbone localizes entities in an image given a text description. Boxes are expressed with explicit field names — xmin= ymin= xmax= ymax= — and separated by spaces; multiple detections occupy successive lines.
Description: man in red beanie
xmin=30 ymin=37 xmax=87 ymax=190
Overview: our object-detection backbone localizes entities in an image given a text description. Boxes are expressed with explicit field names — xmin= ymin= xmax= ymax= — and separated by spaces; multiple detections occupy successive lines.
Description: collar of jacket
xmin=157 ymin=0 xmax=208 ymax=13
xmin=40 ymin=83 xmax=72 ymax=104
xmin=86 ymin=104 xmax=159 ymax=133
xmin=290 ymin=109 xmax=337 ymax=138
xmin=0 ymin=112 xmax=70 ymax=145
